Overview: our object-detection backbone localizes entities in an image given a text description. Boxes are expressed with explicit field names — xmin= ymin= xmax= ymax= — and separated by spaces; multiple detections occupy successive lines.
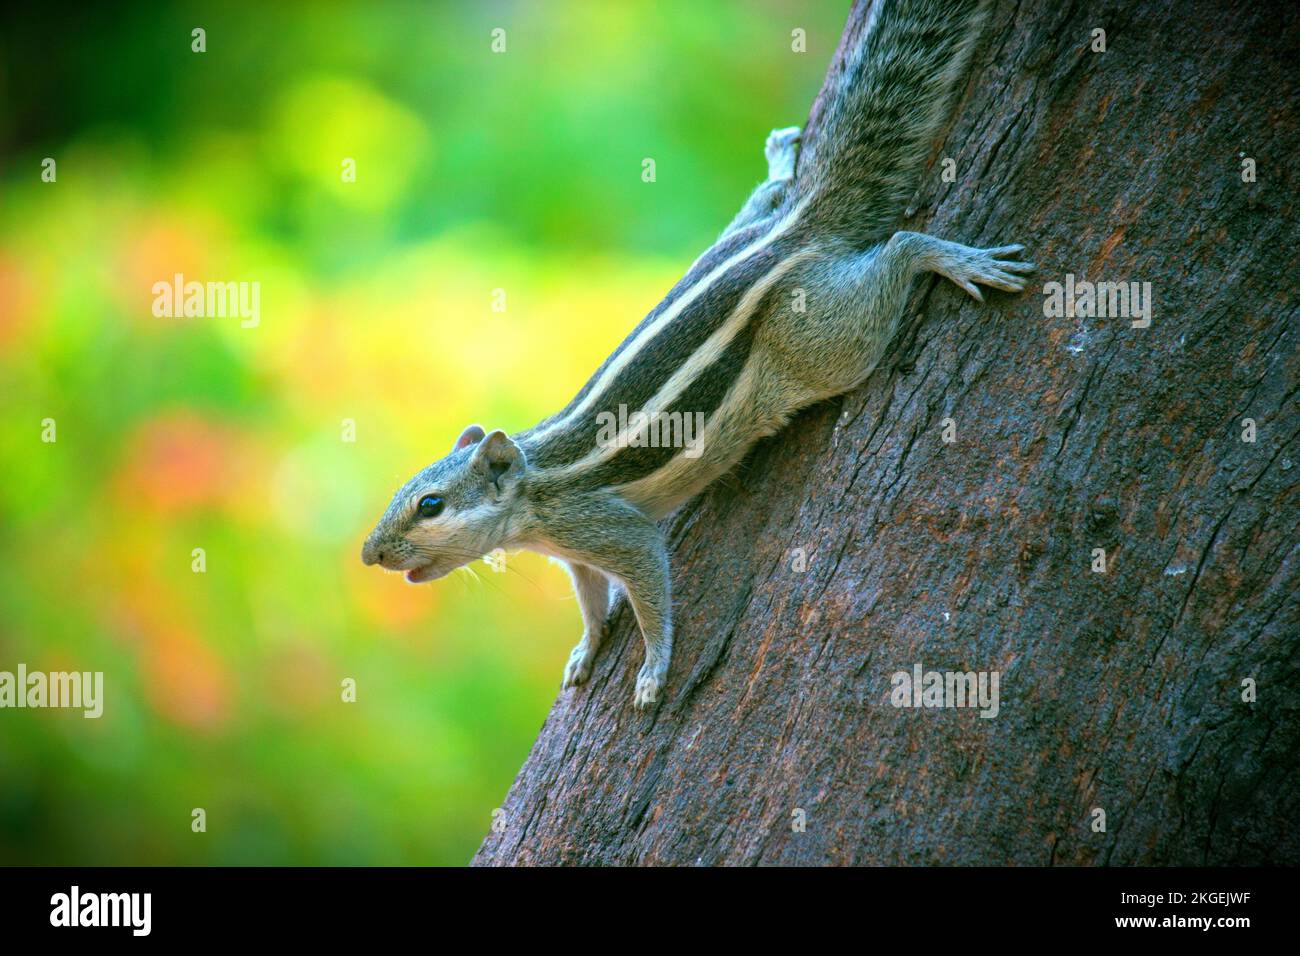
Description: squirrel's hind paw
xmin=764 ymin=126 xmax=802 ymax=181
xmin=940 ymin=241 xmax=1036 ymax=298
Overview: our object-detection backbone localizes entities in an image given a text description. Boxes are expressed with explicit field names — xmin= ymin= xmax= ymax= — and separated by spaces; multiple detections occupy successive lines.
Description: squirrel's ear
xmin=471 ymin=430 xmax=526 ymax=494
xmin=452 ymin=424 xmax=486 ymax=454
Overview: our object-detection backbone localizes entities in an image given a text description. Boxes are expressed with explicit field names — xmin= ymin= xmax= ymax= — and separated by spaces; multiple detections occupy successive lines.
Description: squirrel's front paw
xmin=765 ymin=126 xmax=802 ymax=181
xmin=633 ymin=662 xmax=667 ymax=710
xmin=562 ymin=641 xmax=596 ymax=689
xmin=943 ymin=243 xmax=1036 ymax=300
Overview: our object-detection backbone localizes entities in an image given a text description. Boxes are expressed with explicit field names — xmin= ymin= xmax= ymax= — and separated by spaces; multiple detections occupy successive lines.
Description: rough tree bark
xmin=474 ymin=0 xmax=1299 ymax=865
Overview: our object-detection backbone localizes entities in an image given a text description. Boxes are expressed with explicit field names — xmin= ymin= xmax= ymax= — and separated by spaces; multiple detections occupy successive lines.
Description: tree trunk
xmin=474 ymin=0 xmax=1300 ymax=866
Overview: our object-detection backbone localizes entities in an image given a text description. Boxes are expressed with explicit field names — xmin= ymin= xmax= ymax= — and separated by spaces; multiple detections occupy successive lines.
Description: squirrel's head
xmin=360 ymin=424 xmax=528 ymax=583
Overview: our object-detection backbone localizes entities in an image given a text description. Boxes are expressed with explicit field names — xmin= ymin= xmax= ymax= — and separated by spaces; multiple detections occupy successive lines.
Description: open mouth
xmin=404 ymin=564 xmax=443 ymax=584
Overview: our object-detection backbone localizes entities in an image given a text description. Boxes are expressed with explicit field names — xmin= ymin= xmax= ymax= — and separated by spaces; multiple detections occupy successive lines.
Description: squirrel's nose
xmin=361 ymin=537 xmax=385 ymax=566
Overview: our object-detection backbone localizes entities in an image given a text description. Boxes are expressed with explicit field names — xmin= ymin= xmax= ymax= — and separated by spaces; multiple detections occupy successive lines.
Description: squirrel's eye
xmin=416 ymin=494 xmax=445 ymax=519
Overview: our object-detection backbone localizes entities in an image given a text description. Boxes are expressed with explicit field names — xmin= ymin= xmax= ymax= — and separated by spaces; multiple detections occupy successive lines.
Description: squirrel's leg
xmin=620 ymin=546 xmax=673 ymax=710
xmin=898 ymin=233 xmax=1037 ymax=302
xmin=845 ymin=232 xmax=1035 ymax=313
xmin=542 ymin=495 xmax=673 ymax=709
xmin=718 ymin=126 xmax=802 ymax=240
xmin=756 ymin=232 xmax=1034 ymax=400
xmin=560 ymin=561 xmax=611 ymax=688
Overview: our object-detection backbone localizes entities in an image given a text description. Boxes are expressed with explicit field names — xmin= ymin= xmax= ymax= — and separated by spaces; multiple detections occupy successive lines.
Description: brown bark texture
xmin=474 ymin=0 xmax=1300 ymax=865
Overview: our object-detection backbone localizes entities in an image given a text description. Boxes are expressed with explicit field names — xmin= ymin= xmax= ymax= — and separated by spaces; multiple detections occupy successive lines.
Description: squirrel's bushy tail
xmin=798 ymin=0 xmax=990 ymax=245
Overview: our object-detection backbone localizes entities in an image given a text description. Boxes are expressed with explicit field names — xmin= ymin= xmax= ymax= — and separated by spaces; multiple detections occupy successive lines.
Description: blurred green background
xmin=0 ymin=1 xmax=843 ymax=864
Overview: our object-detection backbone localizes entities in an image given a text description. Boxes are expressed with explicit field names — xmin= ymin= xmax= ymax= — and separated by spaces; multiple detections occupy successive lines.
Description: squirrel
xmin=361 ymin=0 xmax=1032 ymax=709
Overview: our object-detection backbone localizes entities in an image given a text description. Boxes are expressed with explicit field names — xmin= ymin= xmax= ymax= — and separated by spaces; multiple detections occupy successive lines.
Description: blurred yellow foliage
xmin=0 ymin=0 xmax=842 ymax=864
